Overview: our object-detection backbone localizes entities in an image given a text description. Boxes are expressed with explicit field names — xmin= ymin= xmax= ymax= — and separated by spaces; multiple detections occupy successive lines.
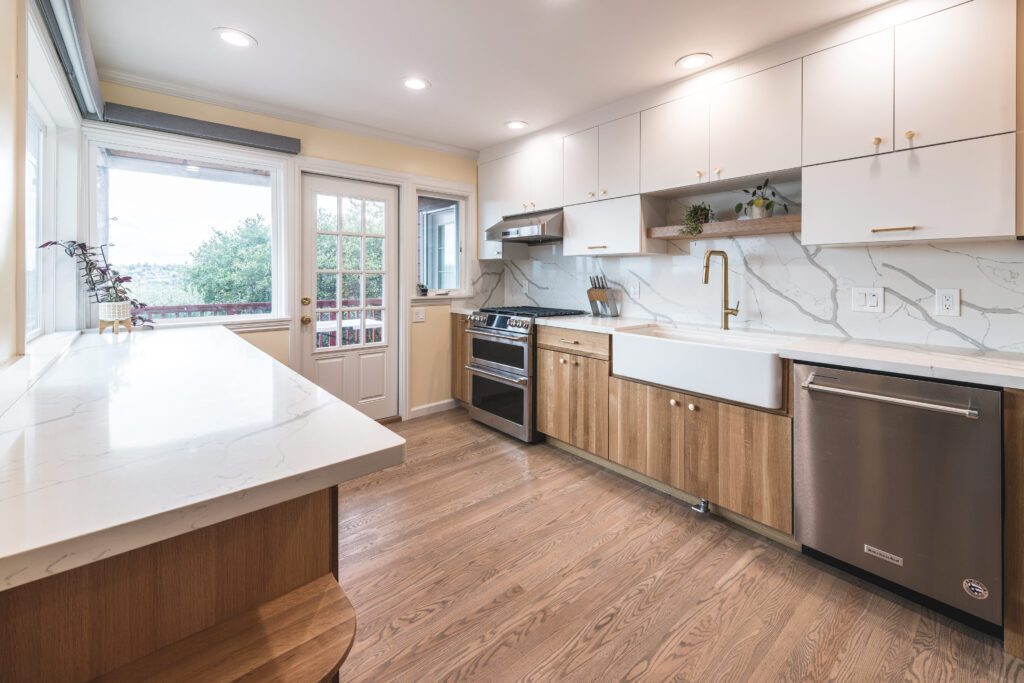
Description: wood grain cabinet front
xmin=450 ymin=313 xmax=471 ymax=403
xmin=537 ymin=348 xmax=608 ymax=457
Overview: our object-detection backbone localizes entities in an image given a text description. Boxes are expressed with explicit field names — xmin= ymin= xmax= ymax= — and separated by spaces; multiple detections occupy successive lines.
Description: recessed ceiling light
xmin=403 ymin=77 xmax=431 ymax=90
xmin=185 ymin=164 xmax=201 ymax=173
xmin=505 ymin=120 xmax=528 ymax=130
xmin=215 ymin=27 xmax=257 ymax=48
xmin=675 ymin=52 xmax=713 ymax=69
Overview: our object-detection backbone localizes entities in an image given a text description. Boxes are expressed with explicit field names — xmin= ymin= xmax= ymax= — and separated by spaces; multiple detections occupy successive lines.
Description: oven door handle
xmin=465 ymin=328 xmax=529 ymax=343
xmin=466 ymin=364 xmax=529 ymax=386
xmin=802 ymin=373 xmax=979 ymax=419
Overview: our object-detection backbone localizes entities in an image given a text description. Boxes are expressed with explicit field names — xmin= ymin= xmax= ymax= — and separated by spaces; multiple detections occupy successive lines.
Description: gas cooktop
xmin=478 ymin=306 xmax=586 ymax=318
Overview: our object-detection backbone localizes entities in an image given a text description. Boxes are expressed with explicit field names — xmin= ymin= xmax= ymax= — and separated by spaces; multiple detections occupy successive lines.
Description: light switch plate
xmin=628 ymin=280 xmax=641 ymax=299
xmin=851 ymin=287 xmax=884 ymax=313
xmin=412 ymin=307 xmax=426 ymax=323
xmin=935 ymin=288 xmax=961 ymax=317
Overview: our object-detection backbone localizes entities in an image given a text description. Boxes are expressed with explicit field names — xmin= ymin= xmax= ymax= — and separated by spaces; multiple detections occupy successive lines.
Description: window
xmin=24 ymin=112 xmax=45 ymax=341
xmin=417 ymin=195 xmax=462 ymax=292
xmin=94 ymin=147 xmax=279 ymax=321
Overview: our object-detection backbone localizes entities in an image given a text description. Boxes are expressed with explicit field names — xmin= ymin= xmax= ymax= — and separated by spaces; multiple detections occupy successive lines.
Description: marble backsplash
xmin=488 ymin=235 xmax=1024 ymax=352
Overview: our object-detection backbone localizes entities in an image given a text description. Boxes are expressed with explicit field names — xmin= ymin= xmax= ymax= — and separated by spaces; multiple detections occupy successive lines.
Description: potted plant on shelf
xmin=679 ymin=201 xmax=715 ymax=237
xmin=39 ymin=240 xmax=151 ymax=332
xmin=735 ymin=177 xmax=789 ymax=219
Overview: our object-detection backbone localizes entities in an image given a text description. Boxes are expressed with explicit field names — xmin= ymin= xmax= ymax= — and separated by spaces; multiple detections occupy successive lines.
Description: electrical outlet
xmin=412 ymin=307 xmax=426 ymax=323
xmin=628 ymin=280 xmax=641 ymax=299
xmin=521 ymin=279 xmax=529 ymax=295
xmin=935 ymin=288 xmax=961 ymax=317
xmin=851 ymin=287 xmax=884 ymax=313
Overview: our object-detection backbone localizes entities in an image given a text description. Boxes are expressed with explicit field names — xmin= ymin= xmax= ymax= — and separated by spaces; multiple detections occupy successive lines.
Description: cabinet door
xmin=710 ymin=61 xmax=802 ymax=181
xmin=683 ymin=395 xmax=718 ymax=502
xmin=571 ymin=356 xmax=609 ymax=457
xmin=895 ymin=0 xmax=1015 ymax=150
xmin=717 ymin=403 xmax=792 ymax=533
xmin=477 ymin=156 xmax=529 ymax=260
xmin=563 ymin=195 xmax=642 ymax=257
xmin=803 ymin=30 xmax=893 ymax=166
xmin=641 ymin=93 xmax=709 ymax=193
xmin=563 ymin=127 xmax=600 ymax=205
xmin=450 ymin=314 xmax=470 ymax=403
xmin=526 ymin=136 xmax=564 ymax=212
xmin=598 ymin=114 xmax=640 ymax=200
xmin=802 ymin=133 xmax=1015 ymax=245
xmin=609 ymin=377 xmax=648 ymax=472
xmin=646 ymin=385 xmax=687 ymax=489
xmin=536 ymin=348 xmax=573 ymax=443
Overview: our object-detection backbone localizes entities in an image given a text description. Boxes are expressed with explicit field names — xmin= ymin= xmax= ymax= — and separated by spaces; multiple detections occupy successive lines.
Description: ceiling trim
xmin=97 ymin=67 xmax=480 ymax=159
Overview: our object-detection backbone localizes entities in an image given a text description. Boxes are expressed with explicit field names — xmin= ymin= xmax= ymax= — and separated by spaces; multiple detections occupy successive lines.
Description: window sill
xmin=0 ymin=331 xmax=81 ymax=417
xmin=140 ymin=316 xmax=291 ymax=333
xmin=410 ymin=293 xmax=473 ymax=304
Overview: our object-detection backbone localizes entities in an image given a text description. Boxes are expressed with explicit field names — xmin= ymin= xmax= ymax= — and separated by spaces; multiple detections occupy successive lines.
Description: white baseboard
xmin=407 ymin=398 xmax=457 ymax=420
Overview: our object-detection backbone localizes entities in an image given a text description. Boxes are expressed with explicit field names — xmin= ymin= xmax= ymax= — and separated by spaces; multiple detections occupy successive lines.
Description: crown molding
xmin=97 ymin=68 xmax=480 ymax=159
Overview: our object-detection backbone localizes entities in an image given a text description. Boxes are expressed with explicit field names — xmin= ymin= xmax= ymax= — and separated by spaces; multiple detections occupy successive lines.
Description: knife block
xmin=587 ymin=288 xmax=619 ymax=317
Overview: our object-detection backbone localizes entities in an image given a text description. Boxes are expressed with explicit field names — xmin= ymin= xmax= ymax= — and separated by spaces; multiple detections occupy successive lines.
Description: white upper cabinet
xmin=563 ymin=114 xmax=640 ymax=205
xmin=563 ymin=127 xmax=599 ymax=205
xmin=802 ymin=133 xmax=1016 ymax=246
xmin=598 ymin=114 xmax=641 ymax=200
xmin=525 ymin=135 xmax=564 ymax=212
xmin=562 ymin=195 xmax=666 ymax=257
xmin=710 ymin=61 xmax=802 ymax=181
xmin=803 ymin=30 xmax=894 ymax=166
xmin=640 ymin=93 xmax=710 ymax=193
xmin=895 ymin=0 xmax=1015 ymax=150
xmin=477 ymin=155 xmax=528 ymax=260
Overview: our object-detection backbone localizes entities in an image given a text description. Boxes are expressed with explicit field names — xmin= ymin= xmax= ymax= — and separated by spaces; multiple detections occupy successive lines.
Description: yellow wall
xmin=409 ymin=303 xmax=453 ymax=410
xmin=0 ymin=0 xmax=26 ymax=364
xmin=99 ymin=82 xmax=477 ymax=185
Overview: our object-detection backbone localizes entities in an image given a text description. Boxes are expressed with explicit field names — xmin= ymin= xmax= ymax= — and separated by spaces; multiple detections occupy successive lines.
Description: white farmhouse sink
xmin=612 ymin=326 xmax=797 ymax=409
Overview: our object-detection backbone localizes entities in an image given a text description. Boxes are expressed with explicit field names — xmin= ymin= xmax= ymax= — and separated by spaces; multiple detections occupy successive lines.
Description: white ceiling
xmin=82 ymin=0 xmax=888 ymax=154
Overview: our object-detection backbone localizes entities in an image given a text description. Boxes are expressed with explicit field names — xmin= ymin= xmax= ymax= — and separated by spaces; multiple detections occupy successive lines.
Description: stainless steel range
xmin=465 ymin=306 xmax=586 ymax=442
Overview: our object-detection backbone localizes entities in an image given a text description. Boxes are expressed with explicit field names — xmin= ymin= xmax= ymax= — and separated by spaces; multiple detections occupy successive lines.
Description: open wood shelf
xmin=647 ymin=214 xmax=801 ymax=241
xmin=97 ymin=574 xmax=356 ymax=683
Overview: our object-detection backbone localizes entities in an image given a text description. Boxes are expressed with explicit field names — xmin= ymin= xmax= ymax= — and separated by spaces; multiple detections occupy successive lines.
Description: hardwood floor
xmin=337 ymin=409 xmax=1023 ymax=682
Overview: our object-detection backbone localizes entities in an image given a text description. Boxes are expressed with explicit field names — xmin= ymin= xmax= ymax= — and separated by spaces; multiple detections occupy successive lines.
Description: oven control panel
xmin=468 ymin=313 xmax=533 ymax=333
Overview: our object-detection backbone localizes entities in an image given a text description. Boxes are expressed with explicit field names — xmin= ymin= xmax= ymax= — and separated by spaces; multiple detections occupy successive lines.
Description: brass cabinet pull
xmin=871 ymin=136 xmax=882 ymax=146
xmin=713 ymin=167 xmax=721 ymax=175
xmin=871 ymin=226 xmax=917 ymax=233
xmin=695 ymin=170 xmax=704 ymax=178
xmin=904 ymin=130 xmax=916 ymax=140
xmin=587 ymin=245 xmax=607 ymax=250
xmin=559 ymin=339 xmax=580 ymax=345
xmin=587 ymin=191 xmax=596 ymax=198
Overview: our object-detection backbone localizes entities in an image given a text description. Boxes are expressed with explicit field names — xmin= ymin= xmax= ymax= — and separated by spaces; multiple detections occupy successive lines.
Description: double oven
xmin=465 ymin=306 xmax=585 ymax=442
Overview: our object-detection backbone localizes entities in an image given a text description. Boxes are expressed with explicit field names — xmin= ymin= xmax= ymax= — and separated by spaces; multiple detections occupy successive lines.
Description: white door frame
xmin=288 ymin=156 xmax=476 ymax=420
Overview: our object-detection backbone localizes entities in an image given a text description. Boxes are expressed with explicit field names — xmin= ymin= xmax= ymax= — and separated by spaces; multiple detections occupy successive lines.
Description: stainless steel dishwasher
xmin=794 ymin=363 xmax=1002 ymax=627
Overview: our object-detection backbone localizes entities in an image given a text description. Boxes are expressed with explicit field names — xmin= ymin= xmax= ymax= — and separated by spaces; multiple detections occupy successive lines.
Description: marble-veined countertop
xmin=0 ymin=326 xmax=405 ymax=592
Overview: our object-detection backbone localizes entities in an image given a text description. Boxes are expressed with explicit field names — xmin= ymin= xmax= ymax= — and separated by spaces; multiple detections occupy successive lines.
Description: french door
xmin=300 ymin=174 xmax=399 ymax=419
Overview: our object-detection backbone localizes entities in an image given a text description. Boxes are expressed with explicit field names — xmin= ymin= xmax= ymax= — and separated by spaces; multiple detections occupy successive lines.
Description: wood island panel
xmin=0 ymin=488 xmax=339 ymax=682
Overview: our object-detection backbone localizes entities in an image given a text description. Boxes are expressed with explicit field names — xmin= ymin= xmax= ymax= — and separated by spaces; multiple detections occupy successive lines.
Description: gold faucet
xmin=702 ymin=250 xmax=740 ymax=330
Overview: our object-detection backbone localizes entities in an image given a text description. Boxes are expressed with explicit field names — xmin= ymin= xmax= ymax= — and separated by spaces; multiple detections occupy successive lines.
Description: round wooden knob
xmin=688 ymin=403 xmax=696 ymax=411
xmin=871 ymin=137 xmax=882 ymax=146
xmin=669 ymin=399 xmax=679 ymax=407
xmin=904 ymin=130 xmax=916 ymax=140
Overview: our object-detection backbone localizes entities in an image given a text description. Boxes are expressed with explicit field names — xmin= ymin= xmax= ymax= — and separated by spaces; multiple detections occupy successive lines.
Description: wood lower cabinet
xmin=609 ymin=377 xmax=792 ymax=533
xmin=537 ymin=348 xmax=608 ymax=457
xmin=451 ymin=313 xmax=471 ymax=403
xmin=717 ymin=403 xmax=792 ymax=533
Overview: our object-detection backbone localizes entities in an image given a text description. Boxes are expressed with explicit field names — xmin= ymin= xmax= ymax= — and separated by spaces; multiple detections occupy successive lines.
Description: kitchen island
xmin=0 ymin=326 xmax=405 ymax=681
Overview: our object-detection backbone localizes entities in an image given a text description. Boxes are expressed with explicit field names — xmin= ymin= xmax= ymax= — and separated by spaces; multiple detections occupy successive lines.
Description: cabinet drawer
xmin=537 ymin=327 xmax=610 ymax=359
xmin=803 ymin=133 xmax=1016 ymax=246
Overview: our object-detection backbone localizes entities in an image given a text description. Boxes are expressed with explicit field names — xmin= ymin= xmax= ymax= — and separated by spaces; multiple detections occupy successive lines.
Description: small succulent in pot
xmin=735 ymin=177 xmax=789 ymax=219
xmin=679 ymin=202 xmax=715 ymax=237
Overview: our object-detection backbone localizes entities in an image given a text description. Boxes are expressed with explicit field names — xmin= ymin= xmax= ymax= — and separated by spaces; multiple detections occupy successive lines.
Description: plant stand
xmin=99 ymin=318 xmax=132 ymax=334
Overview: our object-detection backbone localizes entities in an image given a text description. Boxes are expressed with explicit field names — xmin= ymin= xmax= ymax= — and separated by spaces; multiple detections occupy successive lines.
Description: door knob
xmin=301 ymin=315 xmax=312 ymax=325
xmin=301 ymin=296 xmax=311 ymax=306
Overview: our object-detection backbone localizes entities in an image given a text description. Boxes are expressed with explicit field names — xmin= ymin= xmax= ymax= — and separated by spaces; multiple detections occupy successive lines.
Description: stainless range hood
xmin=484 ymin=209 xmax=563 ymax=244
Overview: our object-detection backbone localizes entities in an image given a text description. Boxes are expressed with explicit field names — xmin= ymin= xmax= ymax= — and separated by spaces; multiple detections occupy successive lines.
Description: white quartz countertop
xmin=780 ymin=336 xmax=1024 ymax=390
xmin=533 ymin=315 xmax=655 ymax=334
xmin=0 ymin=326 xmax=405 ymax=591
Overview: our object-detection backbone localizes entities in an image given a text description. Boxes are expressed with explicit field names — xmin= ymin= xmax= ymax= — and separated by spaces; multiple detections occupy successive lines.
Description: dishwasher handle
xmin=801 ymin=373 xmax=979 ymax=420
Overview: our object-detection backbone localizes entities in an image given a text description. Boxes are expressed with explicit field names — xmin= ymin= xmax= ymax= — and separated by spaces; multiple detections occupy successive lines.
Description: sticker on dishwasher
xmin=864 ymin=544 xmax=903 ymax=567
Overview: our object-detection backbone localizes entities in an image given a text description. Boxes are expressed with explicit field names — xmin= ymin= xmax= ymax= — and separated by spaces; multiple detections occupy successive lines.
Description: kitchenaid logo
xmin=864 ymin=544 xmax=904 ymax=567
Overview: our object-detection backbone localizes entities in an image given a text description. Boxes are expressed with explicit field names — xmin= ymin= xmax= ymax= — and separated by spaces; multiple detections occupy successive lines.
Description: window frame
xmin=414 ymin=191 xmax=470 ymax=298
xmin=82 ymin=122 xmax=290 ymax=328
